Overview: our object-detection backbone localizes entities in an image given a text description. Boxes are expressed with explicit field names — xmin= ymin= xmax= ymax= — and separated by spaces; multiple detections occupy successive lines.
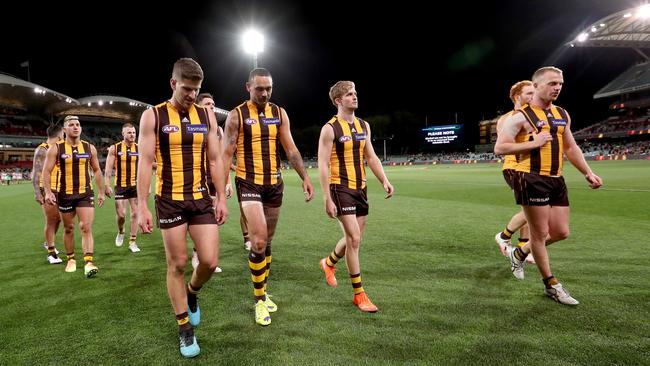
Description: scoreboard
xmin=420 ymin=124 xmax=464 ymax=149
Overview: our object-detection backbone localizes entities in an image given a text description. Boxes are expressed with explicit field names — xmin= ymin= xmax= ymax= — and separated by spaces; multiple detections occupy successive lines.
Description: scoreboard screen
xmin=421 ymin=124 xmax=464 ymax=149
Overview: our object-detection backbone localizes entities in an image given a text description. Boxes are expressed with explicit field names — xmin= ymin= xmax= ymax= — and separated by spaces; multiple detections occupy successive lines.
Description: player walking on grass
xmin=137 ymin=58 xmax=228 ymax=358
xmin=222 ymin=67 xmax=314 ymax=326
xmin=495 ymin=80 xmax=535 ymax=264
xmin=318 ymin=81 xmax=394 ymax=313
xmin=104 ymin=123 xmax=141 ymax=253
xmin=494 ymin=66 xmax=602 ymax=305
xmin=42 ymin=116 xmax=105 ymax=278
xmin=32 ymin=123 xmax=64 ymax=264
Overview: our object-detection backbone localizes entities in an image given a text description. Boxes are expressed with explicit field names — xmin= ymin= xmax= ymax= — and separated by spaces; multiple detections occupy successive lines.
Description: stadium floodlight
xmin=577 ymin=32 xmax=589 ymax=42
xmin=242 ymin=29 xmax=264 ymax=69
xmin=624 ymin=12 xmax=632 ymax=18
xmin=638 ymin=4 xmax=650 ymax=19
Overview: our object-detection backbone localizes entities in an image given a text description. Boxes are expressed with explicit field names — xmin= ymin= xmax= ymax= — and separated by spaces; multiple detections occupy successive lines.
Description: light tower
xmin=242 ymin=29 xmax=265 ymax=69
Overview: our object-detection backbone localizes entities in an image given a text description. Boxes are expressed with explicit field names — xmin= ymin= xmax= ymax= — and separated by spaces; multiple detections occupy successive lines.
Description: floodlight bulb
xmin=243 ymin=29 xmax=264 ymax=54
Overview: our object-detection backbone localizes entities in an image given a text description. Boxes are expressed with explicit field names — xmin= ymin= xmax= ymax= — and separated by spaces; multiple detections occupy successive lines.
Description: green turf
xmin=0 ymin=160 xmax=648 ymax=365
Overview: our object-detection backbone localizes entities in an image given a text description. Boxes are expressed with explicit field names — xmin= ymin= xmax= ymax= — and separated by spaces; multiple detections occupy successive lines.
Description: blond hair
xmin=329 ymin=81 xmax=355 ymax=107
xmin=63 ymin=115 xmax=79 ymax=126
xmin=532 ymin=66 xmax=562 ymax=82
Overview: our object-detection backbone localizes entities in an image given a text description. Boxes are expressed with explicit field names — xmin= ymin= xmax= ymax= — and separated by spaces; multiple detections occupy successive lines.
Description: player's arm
xmin=89 ymin=144 xmax=105 ymax=207
xmin=562 ymin=112 xmax=603 ymax=189
xmin=136 ymin=109 xmax=156 ymax=233
xmin=32 ymin=146 xmax=45 ymax=203
xmin=103 ymin=144 xmax=116 ymax=198
xmin=277 ymin=107 xmax=314 ymax=201
xmin=494 ymin=112 xmax=551 ymax=155
xmin=215 ymin=125 xmax=233 ymax=198
xmin=222 ymin=110 xmax=239 ymax=178
xmin=42 ymin=145 xmax=58 ymax=205
xmin=363 ymin=121 xmax=393 ymax=199
xmin=495 ymin=114 xmax=508 ymax=135
xmin=317 ymin=124 xmax=337 ymax=218
xmin=206 ymin=108 xmax=228 ymax=225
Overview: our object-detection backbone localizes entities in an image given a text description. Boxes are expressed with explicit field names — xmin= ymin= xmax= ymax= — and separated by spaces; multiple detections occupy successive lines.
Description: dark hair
xmin=46 ymin=123 xmax=63 ymax=138
xmin=172 ymin=58 xmax=204 ymax=81
xmin=197 ymin=93 xmax=214 ymax=103
xmin=248 ymin=67 xmax=271 ymax=82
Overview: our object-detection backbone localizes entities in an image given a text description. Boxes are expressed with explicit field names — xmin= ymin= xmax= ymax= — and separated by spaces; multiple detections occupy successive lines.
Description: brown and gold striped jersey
xmin=515 ymin=104 xmax=568 ymax=177
xmin=37 ymin=142 xmax=60 ymax=191
xmin=113 ymin=141 xmax=138 ymax=188
xmin=234 ymin=101 xmax=282 ymax=185
xmin=153 ymin=101 xmax=211 ymax=201
xmin=327 ymin=116 xmax=368 ymax=189
xmin=56 ymin=140 xmax=93 ymax=195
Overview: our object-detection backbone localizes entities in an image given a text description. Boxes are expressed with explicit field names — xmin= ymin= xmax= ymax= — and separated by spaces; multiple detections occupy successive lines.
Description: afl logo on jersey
xmin=244 ymin=118 xmax=257 ymax=125
xmin=162 ymin=125 xmax=180 ymax=133
xmin=339 ymin=136 xmax=352 ymax=143
xmin=60 ymin=154 xmax=71 ymax=159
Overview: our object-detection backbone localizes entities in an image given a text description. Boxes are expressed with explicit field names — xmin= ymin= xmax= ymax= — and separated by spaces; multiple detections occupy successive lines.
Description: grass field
xmin=1 ymin=160 xmax=648 ymax=365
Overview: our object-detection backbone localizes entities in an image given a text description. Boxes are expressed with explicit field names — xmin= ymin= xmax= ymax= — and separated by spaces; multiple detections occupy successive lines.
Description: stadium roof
xmin=0 ymin=72 xmax=78 ymax=115
xmin=60 ymin=95 xmax=151 ymax=123
xmin=567 ymin=5 xmax=650 ymax=49
xmin=594 ymin=62 xmax=650 ymax=98
xmin=0 ymin=72 xmax=230 ymax=123
xmin=66 ymin=95 xmax=229 ymax=123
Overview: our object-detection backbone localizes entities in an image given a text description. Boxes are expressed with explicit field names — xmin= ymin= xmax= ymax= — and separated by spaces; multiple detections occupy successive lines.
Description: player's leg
xmin=161 ymin=223 xmax=200 ymax=357
xmin=127 ymin=197 xmax=140 ymax=252
xmin=242 ymin=201 xmax=272 ymax=325
xmin=43 ymin=201 xmax=62 ymax=263
xmin=77 ymin=205 xmax=98 ymax=278
xmin=60 ymin=209 xmax=77 ymax=273
xmin=114 ymin=197 xmax=126 ymax=247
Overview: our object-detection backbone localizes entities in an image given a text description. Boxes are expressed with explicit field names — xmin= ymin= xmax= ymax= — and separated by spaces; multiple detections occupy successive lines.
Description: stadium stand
xmin=0 ymin=71 xmax=231 ymax=170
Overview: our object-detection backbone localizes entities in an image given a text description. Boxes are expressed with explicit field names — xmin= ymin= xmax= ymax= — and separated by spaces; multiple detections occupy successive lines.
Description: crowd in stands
xmin=0 ymin=116 xmax=48 ymax=137
xmin=579 ymin=140 xmax=650 ymax=157
xmin=399 ymin=152 xmax=497 ymax=163
xmin=575 ymin=115 xmax=650 ymax=138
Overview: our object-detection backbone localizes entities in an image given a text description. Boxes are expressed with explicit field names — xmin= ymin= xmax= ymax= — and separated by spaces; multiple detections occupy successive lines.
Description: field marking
xmin=596 ymin=187 xmax=650 ymax=192
xmin=398 ymin=180 xmax=650 ymax=192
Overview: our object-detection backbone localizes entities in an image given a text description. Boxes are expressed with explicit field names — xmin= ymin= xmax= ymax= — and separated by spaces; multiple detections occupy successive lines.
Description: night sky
xmin=0 ymin=0 xmax=642 ymax=151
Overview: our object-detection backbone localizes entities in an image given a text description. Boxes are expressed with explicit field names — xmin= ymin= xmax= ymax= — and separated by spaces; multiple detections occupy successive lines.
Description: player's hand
xmin=138 ymin=208 xmax=154 ymax=234
xmin=533 ymin=131 xmax=552 ymax=147
xmin=324 ymin=198 xmax=337 ymax=218
xmin=97 ymin=193 xmax=105 ymax=208
xmin=225 ymin=183 xmax=233 ymax=199
xmin=105 ymin=186 xmax=113 ymax=198
xmin=383 ymin=180 xmax=394 ymax=199
xmin=35 ymin=192 xmax=44 ymax=205
xmin=585 ymin=172 xmax=603 ymax=189
xmin=45 ymin=192 xmax=57 ymax=206
xmin=303 ymin=179 xmax=314 ymax=202
xmin=214 ymin=197 xmax=229 ymax=225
